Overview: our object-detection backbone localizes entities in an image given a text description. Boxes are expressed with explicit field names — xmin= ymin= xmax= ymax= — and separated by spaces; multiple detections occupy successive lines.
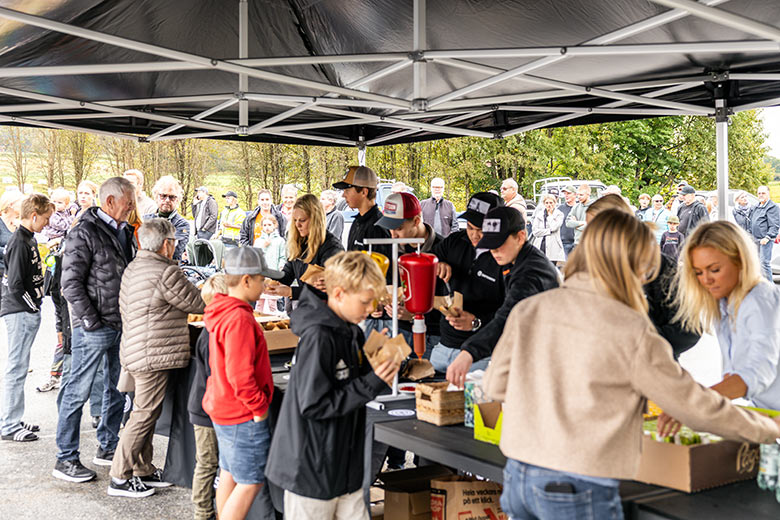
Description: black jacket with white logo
xmin=431 ymin=230 xmax=505 ymax=348
xmin=0 ymin=226 xmax=44 ymax=316
xmin=266 ymin=287 xmax=387 ymax=500
xmin=461 ymin=242 xmax=560 ymax=361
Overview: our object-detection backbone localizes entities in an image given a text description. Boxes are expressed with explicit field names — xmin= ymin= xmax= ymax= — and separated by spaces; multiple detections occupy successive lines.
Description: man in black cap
xmin=445 ymin=206 xmax=560 ymax=388
xmin=429 ymin=193 xmax=506 ymax=374
xmin=676 ymin=185 xmax=709 ymax=237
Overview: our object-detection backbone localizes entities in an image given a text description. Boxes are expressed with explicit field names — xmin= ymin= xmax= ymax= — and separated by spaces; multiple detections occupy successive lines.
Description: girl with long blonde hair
xmin=658 ymin=221 xmax=780 ymax=435
xmin=485 ymin=210 xmax=780 ymax=520
xmin=264 ymin=193 xmax=343 ymax=303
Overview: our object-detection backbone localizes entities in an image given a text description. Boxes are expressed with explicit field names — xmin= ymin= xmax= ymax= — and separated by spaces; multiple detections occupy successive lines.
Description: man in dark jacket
xmin=558 ymin=185 xmax=577 ymax=258
xmin=240 ymin=189 xmax=287 ymax=246
xmin=54 ymin=177 xmax=137 ymax=485
xmin=320 ymin=190 xmax=344 ymax=241
xmin=429 ymin=192 xmax=505 ymax=374
xmin=144 ymin=175 xmax=189 ymax=262
xmin=420 ymin=177 xmax=459 ymax=237
xmin=676 ymin=185 xmax=709 ymax=237
xmin=446 ymin=207 xmax=560 ymax=387
xmin=191 ymin=187 xmax=218 ymax=240
xmin=750 ymin=185 xmax=780 ymax=281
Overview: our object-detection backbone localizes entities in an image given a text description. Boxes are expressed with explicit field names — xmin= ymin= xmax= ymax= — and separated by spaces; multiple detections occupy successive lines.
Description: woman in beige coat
xmin=484 ymin=209 xmax=780 ymax=520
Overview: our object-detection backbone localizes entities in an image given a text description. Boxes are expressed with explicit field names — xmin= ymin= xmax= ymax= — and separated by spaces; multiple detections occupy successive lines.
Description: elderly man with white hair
xmin=500 ymin=178 xmax=527 ymax=215
xmin=421 ymin=177 xmax=459 ymax=237
xmin=55 ymin=177 xmax=137 ymax=484
xmin=108 ymin=218 xmax=204 ymax=498
xmin=123 ymin=169 xmax=157 ymax=217
xmin=146 ymin=175 xmax=189 ymax=262
xmin=320 ymin=189 xmax=344 ymax=239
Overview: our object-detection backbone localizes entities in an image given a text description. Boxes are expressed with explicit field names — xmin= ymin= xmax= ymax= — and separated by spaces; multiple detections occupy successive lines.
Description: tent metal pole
xmin=366 ymin=110 xmax=490 ymax=146
xmin=733 ymin=95 xmax=780 ymax=112
xmin=102 ymin=95 xmax=236 ymax=106
xmin=243 ymin=93 xmax=400 ymax=110
xmin=0 ymin=114 xmax=138 ymax=140
xmin=266 ymin=131 xmax=357 ymax=147
xmin=501 ymin=82 xmax=700 ymax=137
xmin=412 ymin=0 xmax=427 ymax=107
xmin=495 ymin=105 xmax=698 ymax=116
xmin=247 ymin=103 xmax=315 ymax=134
xmin=425 ymin=40 xmax=780 ymax=59
xmin=238 ymin=0 xmax=249 ymax=129
xmin=0 ymin=85 xmax=237 ymax=133
xmin=427 ymin=0 xmax=728 ymax=108
xmin=0 ymin=7 xmax=411 ymax=109
xmin=148 ymin=98 xmax=240 ymax=141
xmin=648 ymin=0 xmax=780 ymax=42
xmin=715 ymin=98 xmax=729 ymax=221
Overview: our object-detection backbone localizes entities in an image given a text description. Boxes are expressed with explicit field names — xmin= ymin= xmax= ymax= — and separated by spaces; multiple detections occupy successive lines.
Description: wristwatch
xmin=471 ymin=317 xmax=482 ymax=331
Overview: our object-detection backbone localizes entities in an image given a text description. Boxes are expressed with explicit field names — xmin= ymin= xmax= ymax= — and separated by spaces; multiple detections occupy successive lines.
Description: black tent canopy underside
xmin=0 ymin=0 xmax=778 ymax=146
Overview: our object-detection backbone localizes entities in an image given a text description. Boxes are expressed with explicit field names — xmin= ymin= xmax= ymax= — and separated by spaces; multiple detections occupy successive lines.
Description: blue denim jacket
xmin=717 ymin=281 xmax=780 ymax=410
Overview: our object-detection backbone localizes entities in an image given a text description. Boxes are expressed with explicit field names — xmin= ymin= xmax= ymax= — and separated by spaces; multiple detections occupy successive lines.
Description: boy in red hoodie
xmin=202 ymin=247 xmax=283 ymax=520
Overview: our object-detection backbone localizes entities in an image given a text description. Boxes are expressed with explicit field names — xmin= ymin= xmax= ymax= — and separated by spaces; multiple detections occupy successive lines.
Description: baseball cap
xmin=222 ymin=190 xmax=238 ymax=198
xmin=223 ymin=247 xmax=284 ymax=278
xmin=561 ymin=184 xmax=575 ymax=193
xmin=333 ymin=165 xmax=378 ymax=190
xmin=681 ymin=185 xmax=696 ymax=195
xmin=476 ymin=207 xmax=526 ymax=250
xmin=667 ymin=215 xmax=680 ymax=224
xmin=377 ymin=192 xmax=421 ymax=230
xmin=196 ymin=186 xmax=208 ymax=193
xmin=461 ymin=192 xmax=504 ymax=228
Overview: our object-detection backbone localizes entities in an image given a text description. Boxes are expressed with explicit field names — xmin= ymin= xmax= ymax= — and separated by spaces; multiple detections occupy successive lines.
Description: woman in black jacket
xmin=264 ymin=194 xmax=344 ymax=305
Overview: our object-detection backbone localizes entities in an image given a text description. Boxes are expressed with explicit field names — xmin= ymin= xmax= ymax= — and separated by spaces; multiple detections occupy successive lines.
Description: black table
xmin=374 ymin=419 xmax=780 ymax=520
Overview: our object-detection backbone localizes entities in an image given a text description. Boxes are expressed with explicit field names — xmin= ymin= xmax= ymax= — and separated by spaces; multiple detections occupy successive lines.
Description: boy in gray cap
xmin=201 ymin=247 xmax=282 ymax=520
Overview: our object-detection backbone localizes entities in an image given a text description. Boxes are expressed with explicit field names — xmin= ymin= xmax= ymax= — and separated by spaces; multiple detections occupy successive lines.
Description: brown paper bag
xmin=436 ymin=291 xmax=464 ymax=317
xmin=299 ymin=264 xmax=325 ymax=285
xmin=363 ymin=330 xmax=412 ymax=370
xmin=430 ymin=476 xmax=506 ymax=520
xmin=403 ymin=358 xmax=436 ymax=381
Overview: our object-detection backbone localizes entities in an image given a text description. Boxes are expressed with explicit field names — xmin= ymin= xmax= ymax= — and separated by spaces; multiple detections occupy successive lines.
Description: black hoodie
xmin=266 ymin=287 xmax=387 ymax=500
xmin=270 ymin=231 xmax=344 ymax=300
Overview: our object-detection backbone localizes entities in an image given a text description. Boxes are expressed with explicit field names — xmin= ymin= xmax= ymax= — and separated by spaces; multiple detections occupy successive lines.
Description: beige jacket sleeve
xmin=160 ymin=265 xmax=206 ymax=315
xmin=631 ymin=325 xmax=780 ymax=444
xmin=483 ymin=305 xmax=519 ymax=402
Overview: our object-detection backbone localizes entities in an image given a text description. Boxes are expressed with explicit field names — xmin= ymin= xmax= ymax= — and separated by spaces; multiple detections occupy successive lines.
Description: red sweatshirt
xmin=202 ymin=294 xmax=273 ymax=425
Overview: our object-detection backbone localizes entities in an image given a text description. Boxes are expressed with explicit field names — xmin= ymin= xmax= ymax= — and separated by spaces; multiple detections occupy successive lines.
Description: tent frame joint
xmin=411 ymin=98 xmax=428 ymax=111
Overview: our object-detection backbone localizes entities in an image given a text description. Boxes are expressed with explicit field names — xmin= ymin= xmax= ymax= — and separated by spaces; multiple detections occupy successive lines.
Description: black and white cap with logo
xmin=476 ymin=206 xmax=526 ymax=249
xmin=461 ymin=192 xmax=505 ymax=228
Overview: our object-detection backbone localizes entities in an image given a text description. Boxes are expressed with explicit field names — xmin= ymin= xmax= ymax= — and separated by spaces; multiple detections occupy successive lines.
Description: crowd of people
xmin=1 ymin=166 xmax=780 ymax=520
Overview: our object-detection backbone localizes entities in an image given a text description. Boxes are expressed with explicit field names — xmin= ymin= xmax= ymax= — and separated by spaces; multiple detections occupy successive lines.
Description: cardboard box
xmin=416 ymin=382 xmax=465 ymax=426
xmin=430 ymin=476 xmax=506 ymax=520
xmin=382 ymin=466 xmax=455 ymax=520
xmin=473 ymin=402 xmax=502 ymax=446
xmin=634 ymin=434 xmax=760 ymax=492
xmin=264 ymin=328 xmax=299 ymax=351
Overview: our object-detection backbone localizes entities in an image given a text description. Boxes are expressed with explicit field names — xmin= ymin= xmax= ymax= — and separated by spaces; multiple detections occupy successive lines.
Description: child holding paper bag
xmin=266 ymin=252 xmax=399 ymax=520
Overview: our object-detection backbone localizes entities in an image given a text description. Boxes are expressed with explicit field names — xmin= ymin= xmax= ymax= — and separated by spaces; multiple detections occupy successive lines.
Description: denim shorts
xmin=213 ymin=418 xmax=270 ymax=485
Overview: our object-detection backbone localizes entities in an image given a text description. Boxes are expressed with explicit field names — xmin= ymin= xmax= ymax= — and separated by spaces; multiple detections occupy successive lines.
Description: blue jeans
xmin=55 ymin=326 xmax=123 ymax=461
xmin=758 ymin=240 xmax=774 ymax=282
xmin=363 ymin=318 xmax=393 ymax=336
xmin=399 ymin=330 xmax=439 ymax=361
xmin=563 ymin=242 xmax=575 ymax=259
xmin=57 ymin=352 xmax=105 ymax=417
xmin=429 ymin=343 xmax=490 ymax=374
xmin=501 ymin=459 xmax=622 ymax=520
xmin=1 ymin=311 xmax=42 ymax=435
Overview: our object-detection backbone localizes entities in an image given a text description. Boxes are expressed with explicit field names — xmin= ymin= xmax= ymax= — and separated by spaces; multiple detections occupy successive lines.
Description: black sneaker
xmin=91 ymin=416 xmax=101 ymax=429
xmin=139 ymin=468 xmax=172 ymax=488
xmin=93 ymin=447 xmax=115 ymax=466
xmin=52 ymin=459 xmax=96 ymax=483
xmin=107 ymin=476 xmax=155 ymax=498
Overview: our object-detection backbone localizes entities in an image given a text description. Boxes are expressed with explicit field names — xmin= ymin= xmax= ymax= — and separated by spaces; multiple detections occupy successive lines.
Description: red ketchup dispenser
xmin=398 ymin=252 xmax=438 ymax=358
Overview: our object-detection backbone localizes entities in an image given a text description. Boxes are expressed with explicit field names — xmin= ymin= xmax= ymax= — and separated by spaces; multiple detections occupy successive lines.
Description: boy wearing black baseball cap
xmin=429 ymin=192 xmax=506 ymax=374
xmin=446 ymin=206 xmax=560 ymax=387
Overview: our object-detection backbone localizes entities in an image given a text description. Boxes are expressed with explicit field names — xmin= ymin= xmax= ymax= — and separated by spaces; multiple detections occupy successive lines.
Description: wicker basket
xmin=415 ymin=382 xmax=465 ymax=426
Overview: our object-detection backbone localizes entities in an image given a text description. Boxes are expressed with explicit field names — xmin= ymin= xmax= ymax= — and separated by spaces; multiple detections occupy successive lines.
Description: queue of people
xmin=2 ymin=167 xmax=780 ymax=520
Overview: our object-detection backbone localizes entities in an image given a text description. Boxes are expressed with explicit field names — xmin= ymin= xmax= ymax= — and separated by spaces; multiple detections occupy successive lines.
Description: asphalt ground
xmin=0 ymin=298 xmax=726 ymax=520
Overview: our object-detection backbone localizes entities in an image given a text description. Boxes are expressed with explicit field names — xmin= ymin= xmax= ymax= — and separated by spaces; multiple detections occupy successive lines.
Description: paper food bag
xmin=363 ymin=330 xmax=412 ymax=370
xmin=436 ymin=291 xmax=464 ymax=317
xmin=299 ymin=264 xmax=325 ymax=285
xmin=403 ymin=358 xmax=436 ymax=381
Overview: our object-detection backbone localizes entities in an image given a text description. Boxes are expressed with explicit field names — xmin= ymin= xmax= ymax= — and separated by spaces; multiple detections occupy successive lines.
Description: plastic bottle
xmin=758 ymin=443 xmax=779 ymax=490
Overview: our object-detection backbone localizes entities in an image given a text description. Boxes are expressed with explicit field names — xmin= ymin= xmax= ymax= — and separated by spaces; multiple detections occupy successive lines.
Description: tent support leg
xmin=715 ymin=98 xmax=729 ymax=221
xmin=238 ymin=0 xmax=249 ymax=130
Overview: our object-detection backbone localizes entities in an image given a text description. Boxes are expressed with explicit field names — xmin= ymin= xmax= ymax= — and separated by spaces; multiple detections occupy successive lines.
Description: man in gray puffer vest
xmin=108 ymin=218 xmax=204 ymax=498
